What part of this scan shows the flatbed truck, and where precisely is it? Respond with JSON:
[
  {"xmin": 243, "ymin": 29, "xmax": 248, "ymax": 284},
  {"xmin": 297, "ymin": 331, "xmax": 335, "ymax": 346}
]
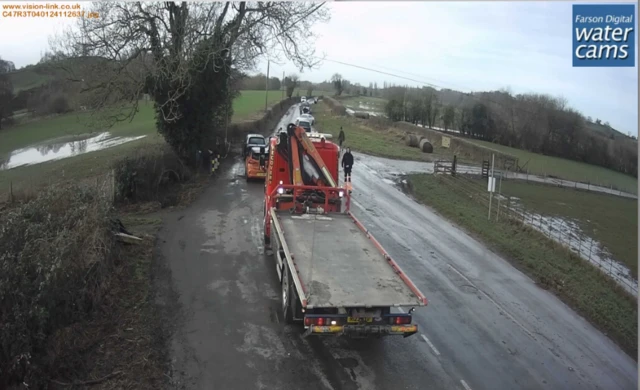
[{"xmin": 263, "ymin": 123, "xmax": 427, "ymax": 338}]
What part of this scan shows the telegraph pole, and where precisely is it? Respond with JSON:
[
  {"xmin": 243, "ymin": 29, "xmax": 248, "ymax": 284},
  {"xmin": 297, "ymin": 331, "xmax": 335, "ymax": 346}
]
[{"xmin": 264, "ymin": 59, "xmax": 270, "ymax": 112}]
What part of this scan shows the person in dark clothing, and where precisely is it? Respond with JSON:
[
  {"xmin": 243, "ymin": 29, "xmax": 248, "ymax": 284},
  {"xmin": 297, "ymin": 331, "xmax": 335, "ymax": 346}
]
[
  {"xmin": 338, "ymin": 127, "xmax": 345, "ymax": 148},
  {"xmin": 341, "ymin": 147, "xmax": 354, "ymax": 184}
]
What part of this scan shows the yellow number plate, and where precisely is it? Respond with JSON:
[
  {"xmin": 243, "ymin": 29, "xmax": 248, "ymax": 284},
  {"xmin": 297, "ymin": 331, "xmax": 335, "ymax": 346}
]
[
  {"xmin": 256, "ymin": 172, "xmax": 266, "ymax": 177},
  {"xmin": 347, "ymin": 317, "xmax": 373, "ymax": 324}
]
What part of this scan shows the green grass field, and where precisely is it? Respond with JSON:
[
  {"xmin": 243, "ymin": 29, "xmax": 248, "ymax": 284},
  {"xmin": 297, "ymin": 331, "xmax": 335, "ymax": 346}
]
[
  {"xmin": 465, "ymin": 138, "xmax": 638, "ymax": 194},
  {"xmin": 0, "ymin": 90, "xmax": 284, "ymax": 156},
  {"xmin": 499, "ymin": 180, "xmax": 638, "ymax": 278},
  {"xmin": 408, "ymin": 173, "xmax": 637, "ymax": 359},
  {"xmin": 313, "ymin": 102, "xmax": 463, "ymax": 163},
  {"xmin": 7, "ymin": 68, "xmax": 55, "ymax": 92}
]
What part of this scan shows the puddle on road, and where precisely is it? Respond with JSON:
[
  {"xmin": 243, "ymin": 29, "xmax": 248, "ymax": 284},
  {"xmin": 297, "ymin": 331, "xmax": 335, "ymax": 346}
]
[{"xmin": 0, "ymin": 132, "xmax": 147, "ymax": 170}]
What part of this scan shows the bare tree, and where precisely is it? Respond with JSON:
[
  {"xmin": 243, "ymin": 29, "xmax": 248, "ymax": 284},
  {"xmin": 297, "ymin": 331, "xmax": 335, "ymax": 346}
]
[
  {"xmin": 51, "ymin": 1, "xmax": 329, "ymax": 162},
  {"xmin": 285, "ymin": 73, "xmax": 299, "ymax": 98},
  {"xmin": 0, "ymin": 57, "xmax": 14, "ymax": 130},
  {"xmin": 331, "ymin": 73, "xmax": 343, "ymax": 96},
  {"xmin": 442, "ymin": 105, "xmax": 455, "ymax": 132}
]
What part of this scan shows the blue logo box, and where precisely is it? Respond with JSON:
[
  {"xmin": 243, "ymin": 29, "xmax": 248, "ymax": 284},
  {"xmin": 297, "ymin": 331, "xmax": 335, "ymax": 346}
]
[{"xmin": 573, "ymin": 4, "xmax": 636, "ymax": 67}]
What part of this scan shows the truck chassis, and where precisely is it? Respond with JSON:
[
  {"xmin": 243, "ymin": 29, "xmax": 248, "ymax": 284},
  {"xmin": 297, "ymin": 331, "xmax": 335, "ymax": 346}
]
[{"xmin": 266, "ymin": 185, "xmax": 427, "ymax": 338}]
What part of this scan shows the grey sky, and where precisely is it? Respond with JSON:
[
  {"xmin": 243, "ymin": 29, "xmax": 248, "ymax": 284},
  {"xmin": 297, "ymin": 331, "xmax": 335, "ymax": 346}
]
[{"xmin": 1, "ymin": 1, "xmax": 637, "ymax": 135}]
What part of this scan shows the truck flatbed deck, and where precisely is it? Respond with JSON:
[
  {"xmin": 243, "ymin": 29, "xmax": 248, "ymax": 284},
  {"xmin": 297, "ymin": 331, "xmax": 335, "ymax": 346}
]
[{"xmin": 275, "ymin": 211, "xmax": 425, "ymax": 309}]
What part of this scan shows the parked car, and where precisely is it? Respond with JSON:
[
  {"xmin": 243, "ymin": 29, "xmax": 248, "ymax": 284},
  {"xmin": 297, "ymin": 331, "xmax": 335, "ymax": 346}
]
[
  {"xmin": 243, "ymin": 133, "xmax": 266, "ymax": 158},
  {"xmin": 300, "ymin": 113, "xmax": 315, "ymax": 125},
  {"xmin": 295, "ymin": 117, "xmax": 313, "ymax": 133}
]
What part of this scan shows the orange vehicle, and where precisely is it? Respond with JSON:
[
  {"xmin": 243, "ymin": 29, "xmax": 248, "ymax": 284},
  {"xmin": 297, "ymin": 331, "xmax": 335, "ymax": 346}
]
[
  {"xmin": 245, "ymin": 145, "xmax": 269, "ymax": 181},
  {"xmin": 263, "ymin": 123, "xmax": 427, "ymax": 338}
]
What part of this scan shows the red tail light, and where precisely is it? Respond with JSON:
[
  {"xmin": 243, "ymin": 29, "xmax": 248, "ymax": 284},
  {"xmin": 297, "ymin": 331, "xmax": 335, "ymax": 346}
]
[
  {"xmin": 304, "ymin": 317, "xmax": 337, "ymax": 326},
  {"xmin": 393, "ymin": 316, "xmax": 411, "ymax": 325}
]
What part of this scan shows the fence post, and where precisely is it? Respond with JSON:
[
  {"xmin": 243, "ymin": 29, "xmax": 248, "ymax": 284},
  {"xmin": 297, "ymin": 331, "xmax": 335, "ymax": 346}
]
[
  {"xmin": 452, "ymin": 155, "xmax": 457, "ymax": 177},
  {"xmin": 9, "ymin": 181, "xmax": 13, "ymax": 203},
  {"xmin": 496, "ymin": 172, "xmax": 503, "ymax": 221},
  {"xmin": 577, "ymin": 231, "xmax": 582, "ymax": 255},
  {"xmin": 111, "ymin": 169, "xmax": 116, "ymax": 205}
]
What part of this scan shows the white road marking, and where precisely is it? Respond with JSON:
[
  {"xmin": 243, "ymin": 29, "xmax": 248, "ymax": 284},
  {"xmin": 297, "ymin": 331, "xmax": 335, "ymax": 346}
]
[
  {"xmin": 447, "ymin": 263, "xmax": 538, "ymax": 342},
  {"xmin": 420, "ymin": 334, "xmax": 440, "ymax": 356},
  {"xmin": 460, "ymin": 379, "xmax": 472, "ymax": 390}
]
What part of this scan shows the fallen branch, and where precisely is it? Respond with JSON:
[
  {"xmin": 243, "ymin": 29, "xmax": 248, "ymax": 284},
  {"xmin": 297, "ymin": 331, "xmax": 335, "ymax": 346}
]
[
  {"xmin": 115, "ymin": 232, "xmax": 143, "ymax": 244},
  {"xmin": 50, "ymin": 370, "xmax": 123, "ymax": 387}
]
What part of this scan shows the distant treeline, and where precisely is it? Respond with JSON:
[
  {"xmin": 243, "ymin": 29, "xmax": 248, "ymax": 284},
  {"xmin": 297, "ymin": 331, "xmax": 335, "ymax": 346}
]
[{"xmin": 380, "ymin": 85, "xmax": 637, "ymax": 177}]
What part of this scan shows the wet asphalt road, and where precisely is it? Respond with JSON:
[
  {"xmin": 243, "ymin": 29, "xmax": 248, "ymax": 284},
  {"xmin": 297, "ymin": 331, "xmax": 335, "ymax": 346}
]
[{"xmin": 157, "ymin": 104, "xmax": 637, "ymax": 390}]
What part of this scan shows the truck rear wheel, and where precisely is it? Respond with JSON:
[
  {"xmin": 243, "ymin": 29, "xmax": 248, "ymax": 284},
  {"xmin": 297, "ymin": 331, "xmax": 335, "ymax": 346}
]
[{"xmin": 281, "ymin": 265, "xmax": 294, "ymax": 324}]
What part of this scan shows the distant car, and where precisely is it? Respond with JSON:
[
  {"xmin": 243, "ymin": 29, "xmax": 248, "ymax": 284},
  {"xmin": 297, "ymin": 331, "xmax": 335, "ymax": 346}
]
[
  {"xmin": 243, "ymin": 133, "xmax": 266, "ymax": 158},
  {"xmin": 295, "ymin": 117, "xmax": 313, "ymax": 133},
  {"xmin": 300, "ymin": 113, "xmax": 315, "ymax": 125},
  {"xmin": 301, "ymin": 96, "xmax": 307, "ymax": 102}
]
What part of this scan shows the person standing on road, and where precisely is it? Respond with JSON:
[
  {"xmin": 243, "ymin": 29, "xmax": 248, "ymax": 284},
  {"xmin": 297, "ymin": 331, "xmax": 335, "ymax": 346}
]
[{"xmin": 341, "ymin": 147, "xmax": 354, "ymax": 185}]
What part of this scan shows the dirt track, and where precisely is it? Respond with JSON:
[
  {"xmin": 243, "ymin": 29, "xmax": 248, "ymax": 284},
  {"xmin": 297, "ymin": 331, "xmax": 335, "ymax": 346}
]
[{"xmin": 154, "ymin": 104, "xmax": 637, "ymax": 390}]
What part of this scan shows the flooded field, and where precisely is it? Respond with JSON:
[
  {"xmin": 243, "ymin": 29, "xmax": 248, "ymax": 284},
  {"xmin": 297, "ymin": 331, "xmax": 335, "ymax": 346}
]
[
  {"xmin": 0, "ymin": 132, "xmax": 147, "ymax": 170},
  {"xmin": 503, "ymin": 195, "xmax": 638, "ymax": 295},
  {"xmin": 344, "ymin": 100, "xmax": 386, "ymax": 118}
]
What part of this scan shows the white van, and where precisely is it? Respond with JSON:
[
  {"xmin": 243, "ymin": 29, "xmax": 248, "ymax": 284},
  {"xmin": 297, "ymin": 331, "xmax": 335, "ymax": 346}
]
[{"xmin": 295, "ymin": 117, "xmax": 312, "ymax": 133}]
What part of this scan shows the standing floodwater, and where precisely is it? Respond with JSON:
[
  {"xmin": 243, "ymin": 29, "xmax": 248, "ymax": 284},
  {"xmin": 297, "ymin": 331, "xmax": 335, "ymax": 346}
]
[{"xmin": 0, "ymin": 132, "xmax": 147, "ymax": 170}]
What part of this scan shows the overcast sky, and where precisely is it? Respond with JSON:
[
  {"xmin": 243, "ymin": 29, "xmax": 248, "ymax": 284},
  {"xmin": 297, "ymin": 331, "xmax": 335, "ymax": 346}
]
[{"xmin": 1, "ymin": 1, "xmax": 637, "ymax": 135}]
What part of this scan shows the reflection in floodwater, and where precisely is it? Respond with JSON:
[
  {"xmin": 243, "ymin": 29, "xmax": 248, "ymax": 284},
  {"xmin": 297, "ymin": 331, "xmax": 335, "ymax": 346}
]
[{"xmin": 0, "ymin": 132, "xmax": 146, "ymax": 170}]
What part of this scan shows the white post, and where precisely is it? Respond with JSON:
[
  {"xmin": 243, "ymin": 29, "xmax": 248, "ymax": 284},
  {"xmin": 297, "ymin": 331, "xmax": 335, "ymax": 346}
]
[
  {"xmin": 488, "ymin": 153, "xmax": 495, "ymax": 220},
  {"xmin": 497, "ymin": 170, "xmax": 503, "ymax": 221}
]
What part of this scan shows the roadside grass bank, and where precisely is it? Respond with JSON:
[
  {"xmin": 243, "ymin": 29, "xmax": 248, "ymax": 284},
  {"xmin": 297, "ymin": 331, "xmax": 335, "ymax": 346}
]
[
  {"xmin": 407, "ymin": 173, "xmax": 638, "ymax": 359},
  {"xmin": 499, "ymin": 179, "xmax": 638, "ymax": 279}
]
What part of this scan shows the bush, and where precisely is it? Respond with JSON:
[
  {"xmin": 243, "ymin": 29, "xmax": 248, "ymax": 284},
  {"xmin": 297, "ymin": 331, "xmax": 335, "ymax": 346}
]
[
  {"xmin": 0, "ymin": 185, "xmax": 116, "ymax": 388},
  {"xmin": 114, "ymin": 145, "xmax": 193, "ymax": 205},
  {"xmin": 49, "ymin": 94, "xmax": 70, "ymax": 114}
]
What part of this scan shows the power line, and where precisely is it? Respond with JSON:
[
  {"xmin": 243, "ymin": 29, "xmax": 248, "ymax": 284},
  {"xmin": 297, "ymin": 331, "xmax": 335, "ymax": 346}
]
[
  {"xmin": 263, "ymin": 50, "xmax": 614, "ymax": 132},
  {"xmin": 310, "ymin": 55, "xmax": 545, "ymax": 120},
  {"xmin": 266, "ymin": 48, "xmax": 532, "ymax": 115}
]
